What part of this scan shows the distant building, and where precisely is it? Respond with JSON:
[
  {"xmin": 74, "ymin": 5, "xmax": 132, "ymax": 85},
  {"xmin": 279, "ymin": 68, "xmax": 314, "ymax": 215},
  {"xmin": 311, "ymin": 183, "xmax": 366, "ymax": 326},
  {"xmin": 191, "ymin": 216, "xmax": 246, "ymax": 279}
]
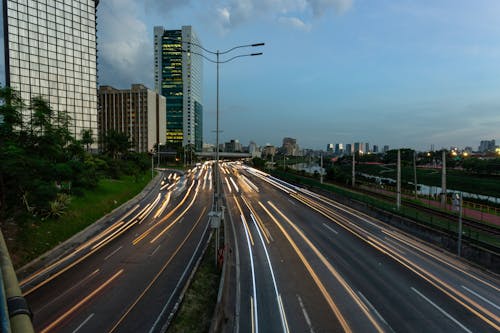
[
  {"xmin": 326, "ymin": 143, "xmax": 334, "ymax": 152},
  {"xmin": 225, "ymin": 139, "xmax": 242, "ymax": 153},
  {"xmin": 354, "ymin": 142, "xmax": 365, "ymax": 154},
  {"xmin": 335, "ymin": 143, "xmax": 344, "ymax": 155},
  {"xmin": 345, "ymin": 143, "xmax": 352, "ymax": 155},
  {"xmin": 2, "ymin": 0, "xmax": 99, "ymax": 143},
  {"xmin": 154, "ymin": 25, "xmax": 203, "ymax": 151},
  {"xmin": 262, "ymin": 144, "xmax": 276, "ymax": 158},
  {"xmin": 478, "ymin": 140, "xmax": 496, "ymax": 153},
  {"xmin": 373, "ymin": 145, "xmax": 379, "ymax": 153},
  {"xmin": 365, "ymin": 142, "xmax": 370, "ymax": 153},
  {"xmin": 464, "ymin": 146, "xmax": 473, "ymax": 153},
  {"xmin": 98, "ymin": 84, "xmax": 166, "ymax": 153},
  {"xmin": 202, "ymin": 143, "xmax": 215, "ymax": 152},
  {"xmin": 383, "ymin": 145, "xmax": 390, "ymax": 153},
  {"xmin": 248, "ymin": 141, "xmax": 261, "ymax": 158},
  {"xmin": 282, "ymin": 137, "xmax": 299, "ymax": 156}
]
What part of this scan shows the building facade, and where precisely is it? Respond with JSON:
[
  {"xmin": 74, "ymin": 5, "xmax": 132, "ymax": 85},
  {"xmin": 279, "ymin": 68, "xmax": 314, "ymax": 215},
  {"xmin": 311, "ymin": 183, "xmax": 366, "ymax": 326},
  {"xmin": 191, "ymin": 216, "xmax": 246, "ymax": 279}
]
[
  {"xmin": 98, "ymin": 84, "xmax": 166, "ymax": 153},
  {"xmin": 1, "ymin": 0, "xmax": 99, "ymax": 142},
  {"xmin": 154, "ymin": 25, "xmax": 203, "ymax": 151}
]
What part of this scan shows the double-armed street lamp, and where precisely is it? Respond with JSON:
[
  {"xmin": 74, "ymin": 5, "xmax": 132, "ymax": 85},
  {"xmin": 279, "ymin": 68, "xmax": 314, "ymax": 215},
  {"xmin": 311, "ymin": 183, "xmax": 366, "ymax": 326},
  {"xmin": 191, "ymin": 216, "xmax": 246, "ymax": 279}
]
[{"xmin": 173, "ymin": 39, "xmax": 264, "ymax": 212}]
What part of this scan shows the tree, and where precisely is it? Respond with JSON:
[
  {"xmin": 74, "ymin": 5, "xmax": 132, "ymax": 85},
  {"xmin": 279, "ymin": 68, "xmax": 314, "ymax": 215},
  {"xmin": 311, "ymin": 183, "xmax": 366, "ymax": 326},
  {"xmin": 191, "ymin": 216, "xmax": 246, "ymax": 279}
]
[
  {"xmin": 102, "ymin": 129, "xmax": 131, "ymax": 159},
  {"xmin": 80, "ymin": 129, "xmax": 94, "ymax": 152}
]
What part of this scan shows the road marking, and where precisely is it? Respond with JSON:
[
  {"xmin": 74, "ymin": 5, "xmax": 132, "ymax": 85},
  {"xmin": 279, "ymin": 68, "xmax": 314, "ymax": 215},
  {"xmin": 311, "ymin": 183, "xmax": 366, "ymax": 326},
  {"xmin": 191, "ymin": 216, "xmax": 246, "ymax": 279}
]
[
  {"xmin": 243, "ymin": 212, "xmax": 259, "ymax": 333},
  {"xmin": 104, "ymin": 246, "xmax": 122, "ymax": 261},
  {"xmin": 268, "ymin": 201, "xmax": 384, "ymax": 333},
  {"xmin": 462, "ymin": 285, "xmax": 500, "ymax": 311},
  {"xmin": 150, "ymin": 245, "xmax": 161, "ymax": 257},
  {"xmin": 72, "ymin": 313, "xmax": 94, "ymax": 333},
  {"xmin": 259, "ymin": 202, "xmax": 352, "ymax": 333},
  {"xmin": 287, "ymin": 199, "xmax": 297, "ymax": 206},
  {"xmin": 357, "ymin": 291, "xmax": 394, "ymax": 332},
  {"xmin": 296, "ymin": 295, "xmax": 314, "ymax": 333},
  {"xmin": 411, "ymin": 287, "xmax": 472, "ymax": 333},
  {"xmin": 41, "ymin": 269, "xmax": 124, "ymax": 333},
  {"xmin": 37, "ymin": 269, "xmax": 100, "ymax": 313},
  {"xmin": 322, "ymin": 223, "xmax": 338, "ymax": 235},
  {"xmin": 250, "ymin": 213, "xmax": 289, "ymax": 332}
]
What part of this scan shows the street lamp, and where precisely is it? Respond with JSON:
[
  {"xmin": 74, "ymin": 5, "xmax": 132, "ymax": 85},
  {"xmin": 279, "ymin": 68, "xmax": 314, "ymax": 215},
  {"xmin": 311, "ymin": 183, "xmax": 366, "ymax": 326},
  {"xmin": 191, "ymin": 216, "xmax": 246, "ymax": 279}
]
[{"xmin": 175, "ymin": 40, "xmax": 264, "ymax": 212}]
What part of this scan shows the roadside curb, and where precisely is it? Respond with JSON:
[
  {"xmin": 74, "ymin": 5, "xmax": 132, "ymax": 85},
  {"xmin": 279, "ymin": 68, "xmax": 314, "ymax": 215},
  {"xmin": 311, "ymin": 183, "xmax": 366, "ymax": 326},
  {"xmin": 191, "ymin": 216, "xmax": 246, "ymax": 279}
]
[{"xmin": 16, "ymin": 173, "xmax": 162, "ymax": 281}]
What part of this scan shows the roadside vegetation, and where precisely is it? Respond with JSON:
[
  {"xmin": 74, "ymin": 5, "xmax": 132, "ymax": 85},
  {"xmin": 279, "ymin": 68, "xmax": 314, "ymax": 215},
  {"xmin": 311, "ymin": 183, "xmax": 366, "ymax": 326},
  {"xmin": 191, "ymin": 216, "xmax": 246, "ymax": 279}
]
[
  {"xmin": 0, "ymin": 87, "xmax": 152, "ymax": 267},
  {"xmin": 168, "ymin": 235, "xmax": 220, "ymax": 332}
]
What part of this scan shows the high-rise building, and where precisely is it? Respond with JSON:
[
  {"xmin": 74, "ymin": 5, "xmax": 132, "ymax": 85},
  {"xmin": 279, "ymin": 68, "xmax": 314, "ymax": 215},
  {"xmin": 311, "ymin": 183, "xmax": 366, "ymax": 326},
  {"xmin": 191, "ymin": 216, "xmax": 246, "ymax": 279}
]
[
  {"xmin": 154, "ymin": 25, "xmax": 203, "ymax": 151},
  {"xmin": 326, "ymin": 143, "xmax": 334, "ymax": 152},
  {"xmin": 1, "ymin": 0, "xmax": 99, "ymax": 142},
  {"xmin": 373, "ymin": 145, "xmax": 379, "ymax": 153},
  {"xmin": 98, "ymin": 84, "xmax": 166, "ymax": 153},
  {"xmin": 282, "ymin": 137, "xmax": 299, "ymax": 156},
  {"xmin": 478, "ymin": 140, "xmax": 495, "ymax": 153},
  {"xmin": 345, "ymin": 143, "xmax": 352, "ymax": 155},
  {"xmin": 383, "ymin": 145, "xmax": 390, "ymax": 153}
]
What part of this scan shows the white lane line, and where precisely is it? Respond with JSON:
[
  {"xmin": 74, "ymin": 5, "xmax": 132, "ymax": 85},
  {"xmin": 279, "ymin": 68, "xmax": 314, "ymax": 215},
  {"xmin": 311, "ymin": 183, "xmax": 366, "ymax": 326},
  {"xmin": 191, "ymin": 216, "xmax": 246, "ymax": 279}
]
[
  {"xmin": 287, "ymin": 199, "xmax": 297, "ymax": 206},
  {"xmin": 462, "ymin": 285, "xmax": 500, "ymax": 311},
  {"xmin": 242, "ymin": 214, "xmax": 258, "ymax": 333},
  {"xmin": 322, "ymin": 223, "xmax": 338, "ymax": 235},
  {"xmin": 104, "ymin": 246, "xmax": 123, "ymax": 261},
  {"xmin": 357, "ymin": 291, "xmax": 393, "ymax": 331},
  {"xmin": 72, "ymin": 313, "xmax": 95, "ymax": 333},
  {"xmin": 296, "ymin": 295, "xmax": 314, "ymax": 333},
  {"xmin": 150, "ymin": 245, "xmax": 161, "ymax": 257},
  {"xmin": 250, "ymin": 214, "xmax": 289, "ymax": 332},
  {"xmin": 411, "ymin": 287, "xmax": 472, "ymax": 333},
  {"xmin": 73, "ymin": 313, "xmax": 95, "ymax": 333}
]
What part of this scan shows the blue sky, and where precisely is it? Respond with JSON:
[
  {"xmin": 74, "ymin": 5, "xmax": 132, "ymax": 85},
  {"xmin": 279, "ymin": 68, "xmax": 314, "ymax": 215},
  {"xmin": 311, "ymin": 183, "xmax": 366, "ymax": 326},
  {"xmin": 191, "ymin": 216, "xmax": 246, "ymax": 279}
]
[{"xmin": 97, "ymin": 0, "xmax": 500, "ymax": 151}]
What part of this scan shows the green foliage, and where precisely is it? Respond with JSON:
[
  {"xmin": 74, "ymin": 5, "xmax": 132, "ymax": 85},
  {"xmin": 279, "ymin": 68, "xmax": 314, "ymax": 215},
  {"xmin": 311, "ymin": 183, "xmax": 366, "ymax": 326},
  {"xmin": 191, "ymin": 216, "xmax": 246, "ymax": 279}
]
[
  {"xmin": 252, "ymin": 157, "xmax": 266, "ymax": 168},
  {"xmin": 0, "ymin": 87, "xmax": 143, "ymax": 221}
]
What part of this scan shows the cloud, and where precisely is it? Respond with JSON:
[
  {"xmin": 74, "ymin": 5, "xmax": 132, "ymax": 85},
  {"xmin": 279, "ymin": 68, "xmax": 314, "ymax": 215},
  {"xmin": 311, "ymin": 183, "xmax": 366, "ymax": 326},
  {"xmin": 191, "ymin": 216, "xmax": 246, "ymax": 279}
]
[
  {"xmin": 307, "ymin": 0, "xmax": 353, "ymax": 17},
  {"xmin": 215, "ymin": 0, "xmax": 353, "ymax": 31},
  {"xmin": 97, "ymin": 0, "xmax": 153, "ymax": 89},
  {"xmin": 144, "ymin": 0, "xmax": 192, "ymax": 13},
  {"xmin": 278, "ymin": 16, "xmax": 312, "ymax": 31}
]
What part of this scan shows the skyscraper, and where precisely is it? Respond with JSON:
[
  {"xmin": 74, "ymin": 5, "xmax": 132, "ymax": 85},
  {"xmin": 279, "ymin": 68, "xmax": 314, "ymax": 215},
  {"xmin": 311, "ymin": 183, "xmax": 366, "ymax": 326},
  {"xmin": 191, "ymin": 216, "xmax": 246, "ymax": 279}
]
[
  {"xmin": 1, "ymin": 0, "xmax": 99, "ymax": 142},
  {"xmin": 154, "ymin": 25, "xmax": 203, "ymax": 151}
]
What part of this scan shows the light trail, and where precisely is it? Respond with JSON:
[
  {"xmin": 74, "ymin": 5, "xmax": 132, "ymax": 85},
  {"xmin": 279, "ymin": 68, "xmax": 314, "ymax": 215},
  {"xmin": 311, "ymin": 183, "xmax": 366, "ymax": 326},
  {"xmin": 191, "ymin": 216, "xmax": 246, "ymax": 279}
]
[
  {"xmin": 108, "ymin": 208, "xmax": 207, "ymax": 333},
  {"xmin": 291, "ymin": 193, "xmax": 500, "ymax": 330},
  {"xmin": 250, "ymin": 213, "xmax": 289, "ymax": 332},
  {"xmin": 40, "ymin": 269, "xmax": 124, "ymax": 333},
  {"xmin": 242, "ymin": 213, "xmax": 259, "ymax": 333},
  {"xmin": 268, "ymin": 201, "xmax": 385, "ymax": 333},
  {"xmin": 258, "ymin": 201, "xmax": 352, "ymax": 333}
]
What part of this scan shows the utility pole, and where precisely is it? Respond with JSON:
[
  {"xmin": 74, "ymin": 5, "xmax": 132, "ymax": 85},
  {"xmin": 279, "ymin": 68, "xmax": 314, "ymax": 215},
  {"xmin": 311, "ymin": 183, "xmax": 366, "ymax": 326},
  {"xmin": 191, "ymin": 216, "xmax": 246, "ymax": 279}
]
[
  {"xmin": 352, "ymin": 151, "xmax": 356, "ymax": 187},
  {"xmin": 413, "ymin": 150, "xmax": 418, "ymax": 199},
  {"xmin": 457, "ymin": 192, "xmax": 463, "ymax": 256},
  {"xmin": 397, "ymin": 149, "xmax": 401, "ymax": 210},
  {"xmin": 320, "ymin": 153, "xmax": 323, "ymax": 184},
  {"xmin": 441, "ymin": 150, "xmax": 447, "ymax": 208}
]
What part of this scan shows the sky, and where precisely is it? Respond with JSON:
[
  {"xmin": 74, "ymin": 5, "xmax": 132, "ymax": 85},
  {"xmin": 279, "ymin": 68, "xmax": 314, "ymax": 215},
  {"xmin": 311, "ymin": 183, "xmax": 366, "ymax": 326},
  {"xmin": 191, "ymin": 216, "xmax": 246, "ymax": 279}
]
[{"xmin": 97, "ymin": 0, "xmax": 500, "ymax": 151}]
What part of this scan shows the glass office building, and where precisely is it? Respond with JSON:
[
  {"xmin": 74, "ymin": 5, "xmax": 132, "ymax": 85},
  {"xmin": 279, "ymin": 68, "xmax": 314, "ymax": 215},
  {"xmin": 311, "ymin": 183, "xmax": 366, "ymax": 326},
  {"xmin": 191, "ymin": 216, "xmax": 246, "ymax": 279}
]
[
  {"xmin": 154, "ymin": 25, "xmax": 203, "ymax": 151},
  {"xmin": 1, "ymin": 0, "xmax": 98, "ymax": 141}
]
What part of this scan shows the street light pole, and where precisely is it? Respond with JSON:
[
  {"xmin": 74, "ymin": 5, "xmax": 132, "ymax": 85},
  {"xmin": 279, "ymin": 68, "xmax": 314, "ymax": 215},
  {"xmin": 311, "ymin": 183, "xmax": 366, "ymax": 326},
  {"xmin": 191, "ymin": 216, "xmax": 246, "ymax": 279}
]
[{"xmin": 215, "ymin": 50, "xmax": 220, "ymax": 211}]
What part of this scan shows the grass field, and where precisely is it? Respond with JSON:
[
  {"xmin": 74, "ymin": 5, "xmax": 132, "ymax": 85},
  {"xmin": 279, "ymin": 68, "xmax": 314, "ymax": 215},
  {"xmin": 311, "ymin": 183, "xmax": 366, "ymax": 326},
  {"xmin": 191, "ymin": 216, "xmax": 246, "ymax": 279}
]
[{"xmin": 12, "ymin": 173, "xmax": 152, "ymax": 268}]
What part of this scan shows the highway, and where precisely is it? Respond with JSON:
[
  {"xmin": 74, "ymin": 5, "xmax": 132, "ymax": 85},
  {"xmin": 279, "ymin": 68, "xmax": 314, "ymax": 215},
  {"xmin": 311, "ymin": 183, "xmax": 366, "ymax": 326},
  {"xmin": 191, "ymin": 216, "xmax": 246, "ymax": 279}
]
[
  {"xmin": 21, "ymin": 164, "xmax": 214, "ymax": 333},
  {"xmin": 222, "ymin": 162, "xmax": 500, "ymax": 333}
]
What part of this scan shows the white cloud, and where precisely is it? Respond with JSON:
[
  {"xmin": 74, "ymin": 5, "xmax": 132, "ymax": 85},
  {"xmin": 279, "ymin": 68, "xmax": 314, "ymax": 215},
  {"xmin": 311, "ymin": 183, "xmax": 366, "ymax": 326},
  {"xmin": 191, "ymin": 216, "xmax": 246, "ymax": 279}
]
[
  {"xmin": 97, "ymin": 0, "xmax": 152, "ymax": 89},
  {"xmin": 307, "ymin": 0, "xmax": 353, "ymax": 17},
  {"xmin": 215, "ymin": 0, "xmax": 353, "ymax": 31},
  {"xmin": 278, "ymin": 16, "xmax": 312, "ymax": 31}
]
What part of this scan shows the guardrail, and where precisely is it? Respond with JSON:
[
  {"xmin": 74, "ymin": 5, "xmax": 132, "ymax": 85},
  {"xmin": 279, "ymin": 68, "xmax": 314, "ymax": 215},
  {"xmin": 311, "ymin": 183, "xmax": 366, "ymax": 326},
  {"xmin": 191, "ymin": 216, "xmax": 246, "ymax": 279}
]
[{"xmin": 0, "ymin": 231, "xmax": 34, "ymax": 333}]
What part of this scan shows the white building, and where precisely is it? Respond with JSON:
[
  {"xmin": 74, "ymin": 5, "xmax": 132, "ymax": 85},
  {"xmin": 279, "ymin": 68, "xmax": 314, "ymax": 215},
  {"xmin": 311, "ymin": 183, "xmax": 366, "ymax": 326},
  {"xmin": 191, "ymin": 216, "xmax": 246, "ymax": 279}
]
[{"xmin": 2, "ymin": 0, "xmax": 99, "ymax": 142}]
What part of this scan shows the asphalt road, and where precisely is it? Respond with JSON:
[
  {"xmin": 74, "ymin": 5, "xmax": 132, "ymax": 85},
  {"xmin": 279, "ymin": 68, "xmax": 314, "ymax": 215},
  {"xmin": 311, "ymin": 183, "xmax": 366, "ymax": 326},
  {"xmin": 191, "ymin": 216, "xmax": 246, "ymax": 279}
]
[
  {"xmin": 22, "ymin": 164, "xmax": 214, "ymax": 333},
  {"xmin": 222, "ymin": 162, "xmax": 499, "ymax": 333}
]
